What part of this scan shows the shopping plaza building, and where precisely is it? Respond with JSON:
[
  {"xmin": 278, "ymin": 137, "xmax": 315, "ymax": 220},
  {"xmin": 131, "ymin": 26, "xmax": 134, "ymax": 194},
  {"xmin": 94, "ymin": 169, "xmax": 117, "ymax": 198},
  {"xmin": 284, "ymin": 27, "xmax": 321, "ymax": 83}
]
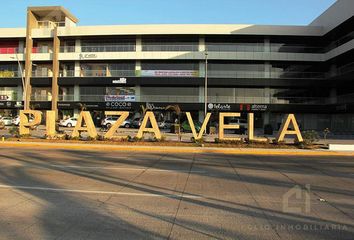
[{"xmin": 0, "ymin": 0, "xmax": 354, "ymax": 131}]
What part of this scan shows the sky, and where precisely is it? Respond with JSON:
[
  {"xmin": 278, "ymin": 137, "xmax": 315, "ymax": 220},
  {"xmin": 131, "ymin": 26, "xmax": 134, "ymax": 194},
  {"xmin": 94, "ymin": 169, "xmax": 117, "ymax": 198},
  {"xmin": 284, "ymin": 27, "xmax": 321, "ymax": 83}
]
[{"xmin": 0, "ymin": 0, "xmax": 336, "ymax": 27}]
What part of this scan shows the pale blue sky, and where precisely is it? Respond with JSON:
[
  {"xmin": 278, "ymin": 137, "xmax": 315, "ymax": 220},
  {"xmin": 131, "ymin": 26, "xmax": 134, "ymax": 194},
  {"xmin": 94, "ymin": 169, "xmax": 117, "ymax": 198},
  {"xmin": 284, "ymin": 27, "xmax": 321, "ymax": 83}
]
[{"xmin": 0, "ymin": 0, "xmax": 336, "ymax": 27}]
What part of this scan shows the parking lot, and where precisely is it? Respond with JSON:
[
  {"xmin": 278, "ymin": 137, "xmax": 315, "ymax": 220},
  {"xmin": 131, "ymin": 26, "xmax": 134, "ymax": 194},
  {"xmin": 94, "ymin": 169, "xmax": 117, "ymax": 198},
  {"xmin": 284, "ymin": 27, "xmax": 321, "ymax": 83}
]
[{"xmin": 0, "ymin": 147, "xmax": 353, "ymax": 239}]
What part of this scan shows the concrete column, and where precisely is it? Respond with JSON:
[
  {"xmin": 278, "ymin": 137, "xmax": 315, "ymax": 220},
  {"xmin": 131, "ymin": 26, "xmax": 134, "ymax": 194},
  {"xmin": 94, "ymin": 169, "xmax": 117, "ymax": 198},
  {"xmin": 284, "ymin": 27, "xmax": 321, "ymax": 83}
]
[
  {"xmin": 264, "ymin": 87, "xmax": 271, "ymax": 104},
  {"xmin": 198, "ymin": 86, "xmax": 204, "ymax": 103},
  {"xmin": 75, "ymin": 39, "xmax": 81, "ymax": 53},
  {"xmin": 17, "ymin": 85, "xmax": 23, "ymax": 101},
  {"xmin": 264, "ymin": 37, "xmax": 270, "ymax": 52},
  {"xmin": 264, "ymin": 62, "xmax": 271, "ymax": 79},
  {"xmin": 135, "ymin": 86, "xmax": 141, "ymax": 102},
  {"xmin": 199, "ymin": 60, "xmax": 205, "ymax": 77},
  {"xmin": 199, "ymin": 36, "xmax": 206, "ymax": 52},
  {"xmin": 74, "ymin": 85, "xmax": 80, "ymax": 101},
  {"xmin": 74, "ymin": 61, "xmax": 81, "ymax": 77},
  {"xmin": 18, "ymin": 40, "xmax": 25, "ymax": 53},
  {"xmin": 263, "ymin": 112, "xmax": 270, "ymax": 126},
  {"xmin": 136, "ymin": 36, "xmax": 142, "ymax": 52}
]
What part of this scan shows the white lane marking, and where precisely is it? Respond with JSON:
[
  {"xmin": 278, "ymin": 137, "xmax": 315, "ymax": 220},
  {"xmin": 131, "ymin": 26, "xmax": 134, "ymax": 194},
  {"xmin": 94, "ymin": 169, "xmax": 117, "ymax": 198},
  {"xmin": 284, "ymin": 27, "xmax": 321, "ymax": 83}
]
[
  {"xmin": 0, "ymin": 184, "xmax": 202, "ymax": 199},
  {"xmin": 48, "ymin": 165, "xmax": 205, "ymax": 173}
]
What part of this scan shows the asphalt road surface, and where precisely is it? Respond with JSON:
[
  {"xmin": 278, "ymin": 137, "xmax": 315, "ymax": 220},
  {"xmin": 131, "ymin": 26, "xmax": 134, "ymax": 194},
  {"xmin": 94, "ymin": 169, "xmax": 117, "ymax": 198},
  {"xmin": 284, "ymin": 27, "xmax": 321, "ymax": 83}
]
[{"xmin": 0, "ymin": 147, "xmax": 353, "ymax": 240}]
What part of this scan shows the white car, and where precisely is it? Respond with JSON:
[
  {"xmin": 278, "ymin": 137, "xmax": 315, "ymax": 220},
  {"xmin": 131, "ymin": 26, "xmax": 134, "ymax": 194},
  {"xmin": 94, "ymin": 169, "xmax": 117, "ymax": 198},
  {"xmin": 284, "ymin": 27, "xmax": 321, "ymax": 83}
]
[
  {"xmin": 12, "ymin": 116, "xmax": 34, "ymax": 126},
  {"xmin": 0, "ymin": 117, "xmax": 13, "ymax": 126},
  {"xmin": 101, "ymin": 116, "xmax": 131, "ymax": 128},
  {"xmin": 59, "ymin": 117, "xmax": 77, "ymax": 127}
]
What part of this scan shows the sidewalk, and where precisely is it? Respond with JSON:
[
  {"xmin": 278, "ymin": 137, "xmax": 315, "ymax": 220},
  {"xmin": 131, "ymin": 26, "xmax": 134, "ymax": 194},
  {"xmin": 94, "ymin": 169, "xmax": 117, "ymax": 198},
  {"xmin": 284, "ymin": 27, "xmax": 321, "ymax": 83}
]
[{"xmin": 1, "ymin": 141, "xmax": 354, "ymax": 156}]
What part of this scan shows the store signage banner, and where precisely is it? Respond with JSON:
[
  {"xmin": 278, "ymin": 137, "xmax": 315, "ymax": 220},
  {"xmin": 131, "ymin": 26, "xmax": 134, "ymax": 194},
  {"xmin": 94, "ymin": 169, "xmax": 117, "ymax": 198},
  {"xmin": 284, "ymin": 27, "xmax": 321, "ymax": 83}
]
[
  {"xmin": 104, "ymin": 95, "xmax": 136, "ymax": 102},
  {"xmin": 137, "ymin": 70, "xmax": 199, "ymax": 77}
]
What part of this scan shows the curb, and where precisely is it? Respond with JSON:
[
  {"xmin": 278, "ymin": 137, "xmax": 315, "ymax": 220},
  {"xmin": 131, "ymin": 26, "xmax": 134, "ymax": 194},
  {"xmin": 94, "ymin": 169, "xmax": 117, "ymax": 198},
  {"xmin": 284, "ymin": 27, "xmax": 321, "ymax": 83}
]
[{"xmin": 1, "ymin": 141, "xmax": 354, "ymax": 156}]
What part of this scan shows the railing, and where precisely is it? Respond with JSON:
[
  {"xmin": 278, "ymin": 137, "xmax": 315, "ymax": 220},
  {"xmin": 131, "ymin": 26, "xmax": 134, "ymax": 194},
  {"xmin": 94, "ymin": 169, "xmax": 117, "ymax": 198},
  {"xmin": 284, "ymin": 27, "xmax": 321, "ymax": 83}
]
[
  {"xmin": 0, "ymin": 48, "xmax": 21, "ymax": 54},
  {"xmin": 59, "ymin": 70, "xmax": 136, "ymax": 77},
  {"xmin": 37, "ymin": 21, "xmax": 65, "ymax": 28},
  {"xmin": 270, "ymin": 71, "xmax": 325, "ymax": 79},
  {"xmin": 206, "ymin": 43, "xmax": 323, "ymax": 53},
  {"xmin": 207, "ymin": 44, "xmax": 265, "ymax": 52},
  {"xmin": 208, "ymin": 70, "xmax": 325, "ymax": 79},
  {"xmin": 142, "ymin": 44, "xmax": 199, "ymax": 51},
  {"xmin": 31, "ymin": 95, "xmax": 52, "ymax": 101},
  {"xmin": 270, "ymin": 45, "xmax": 323, "ymax": 53},
  {"xmin": 59, "ymin": 95, "xmax": 75, "ymax": 101},
  {"xmin": 57, "ymin": 69, "xmax": 326, "ymax": 79},
  {"xmin": 60, "ymin": 46, "xmax": 76, "ymax": 53},
  {"xmin": 208, "ymin": 71, "xmax": 265, "ymax": 79},
  {"xmin": 32, "ymin": 71, "xmax": 52, "ymax": 77},
  {"xmin": 81, "ymin": 45, "xmax": 136, "ymax": 52},
  {"xmin": 32, "ymin": 47, "xmax": 52, "ymax": 53},
  {"xmin": 55, "ymin": 94, "xmax": 328, "ymax": 104}
]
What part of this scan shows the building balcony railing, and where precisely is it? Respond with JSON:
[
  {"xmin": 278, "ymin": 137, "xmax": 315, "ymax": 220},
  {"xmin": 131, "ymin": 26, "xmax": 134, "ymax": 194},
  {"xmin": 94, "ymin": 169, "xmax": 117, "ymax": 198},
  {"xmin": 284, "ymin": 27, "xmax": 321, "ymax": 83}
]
[
  {"xmin": 81, "ymin": 45, "xmax": 136, "ymax": 52},
  {"xmin": 37, "ymin": 21, "xmax": 65, "ymax": 28},
  {"xmin": 53, "ymin": 94, "xmax": 328, "ymax": 105},
  {"xmin": 59, "ymin": 70, "xmax": 136, "ymax": 77},
  {"xmin": 206, "ymin": 44, "xmax": 323, "ymax": 53},
  {"xmin": 32, "ymin": 71, "xmax": 52, "ymax": 77},
  {"xmin": 31, "ymin": 95, "xmax": 52, "ymax": 101},
  {"xmin": 32, "ymin": 47, "xmax": 52, "ymax": 53},
  {"xmin": 57, "ymin": 69, "xmax": 326, "ymax": 79},
  {"xmin": 208, "ymin": 70, "xmax": 325, "ymax": 79},
  {"xmin": 0, "ymin": 48, "xmax": 21, "ymax": 54},
  {"xmin": 60, "ymin": 46, "xmax": 76, "ymax": 53},
  {"xmin": 142, "ymin": 44, "xmax": 199, "ymax": 52},
  {"xmin": 207, "ymin": 44, "xmax": 265, "ymax": 52}
]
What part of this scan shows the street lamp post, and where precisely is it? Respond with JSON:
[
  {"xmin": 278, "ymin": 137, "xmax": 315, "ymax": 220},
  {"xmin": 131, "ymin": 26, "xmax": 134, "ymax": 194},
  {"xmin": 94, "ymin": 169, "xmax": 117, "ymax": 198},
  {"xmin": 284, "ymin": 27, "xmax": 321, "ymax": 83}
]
[
  {"xmin": 10, "ymin": 55, "xmax": 25, "ymax": 106},
  {"xmin": 204, "ymin": 51, "xmax": 208, "ymax": 119}
]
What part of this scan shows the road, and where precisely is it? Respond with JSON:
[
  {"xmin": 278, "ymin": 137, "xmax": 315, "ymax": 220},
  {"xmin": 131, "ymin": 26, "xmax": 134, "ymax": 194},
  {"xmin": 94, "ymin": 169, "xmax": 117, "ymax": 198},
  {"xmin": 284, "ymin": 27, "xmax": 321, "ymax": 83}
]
[{"xmin": 0, "ymin": 147, "xmax": 353, "ymax": 239}]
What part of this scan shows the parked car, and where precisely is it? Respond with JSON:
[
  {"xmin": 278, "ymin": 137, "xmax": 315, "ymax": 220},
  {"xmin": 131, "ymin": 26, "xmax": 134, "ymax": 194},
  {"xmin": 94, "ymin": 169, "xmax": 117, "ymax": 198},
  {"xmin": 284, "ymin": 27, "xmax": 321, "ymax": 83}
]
[
  {"xmin": 101, "ymin": 116, "xmax": 132, "ymax": 128},
  {"xmin": 0, "ymin": 117, "xmax": 13, "ymax": 126},
  {"xmin": 181, "ymin": 120, "xmax": 202, "ymax": 132},
  {"xmin": 12, "ymin": 115, "xmax": 34, "ymax": 126},
  {"xmin": 59, "ymin": 117, "xmax": 78, "ymax": 127}
]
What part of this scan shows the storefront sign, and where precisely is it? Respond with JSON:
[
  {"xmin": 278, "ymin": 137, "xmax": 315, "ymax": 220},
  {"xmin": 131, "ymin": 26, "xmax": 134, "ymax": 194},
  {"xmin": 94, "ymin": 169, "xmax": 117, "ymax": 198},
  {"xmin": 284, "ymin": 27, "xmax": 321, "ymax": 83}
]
[
  {"xmin": 79, "ymin": 54, "xmax": 97, "ymax": 59},
  {"xmin": 104, "ymin": 95, "xmax": 136, "ymax": 102},
  {"xmin": 251, "ymin": 104, "xmax": 268, "ymax": 111},
  {"xmin": 105, "ymin": 101, "xmax": 134, "ymax": 110},
  {"xmin": 137, "ymin": 70, "xmax": 199, "ymax": 77},
  {"xmin": 208, "ymin": 103, "xmax": 231, "ymax": 111},
  {"xmin": 20, "ymin": 110, "xmax": 304, "ymax": 143},
  {"xmin": 112, "ymin": 78, "xmax": 127, "ymax": 84},
  {"xmin": 145, "ymin": 102, "xmax": 166, "ymax": 111}
]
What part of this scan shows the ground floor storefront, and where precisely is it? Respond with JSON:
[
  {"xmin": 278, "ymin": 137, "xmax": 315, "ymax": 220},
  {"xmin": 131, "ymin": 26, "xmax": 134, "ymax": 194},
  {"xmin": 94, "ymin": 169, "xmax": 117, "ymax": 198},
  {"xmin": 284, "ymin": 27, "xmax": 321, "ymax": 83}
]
[{"xmin": 2, "ymin": 100, "xmax": 354, "ymax": 133}]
